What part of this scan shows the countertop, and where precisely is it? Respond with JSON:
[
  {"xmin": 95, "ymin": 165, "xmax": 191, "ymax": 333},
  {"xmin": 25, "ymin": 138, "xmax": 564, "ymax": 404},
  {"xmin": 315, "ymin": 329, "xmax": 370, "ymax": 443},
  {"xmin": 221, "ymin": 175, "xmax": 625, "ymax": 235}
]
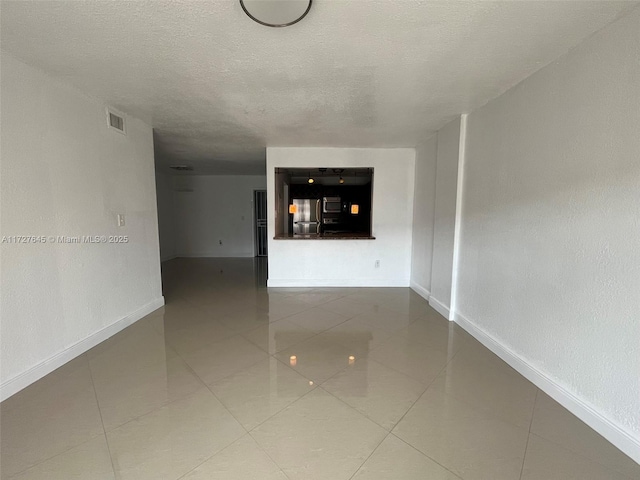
[{"xmin": 274, "ymin": 232, "xmax": 375, "ymax": 240}]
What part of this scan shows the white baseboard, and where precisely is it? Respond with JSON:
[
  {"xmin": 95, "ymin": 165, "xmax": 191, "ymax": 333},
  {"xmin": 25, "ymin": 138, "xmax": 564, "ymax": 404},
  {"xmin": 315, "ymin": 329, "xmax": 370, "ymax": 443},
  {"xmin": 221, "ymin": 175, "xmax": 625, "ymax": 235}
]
[
  {"xmin": 267, "ymin": 278, "xmax": 410, "ymax": 287},
  {"xmin": 410, "ymin": 281, "xmax": 430, "ymax": 301},
  {"xmin": 453, "ymin": 311, "xmax": 640, "ymax": 465},
  {"xmin": 0, "ymin": 297, "xmax": 165, "ymax": 402},
  {"xmin": 176, "ymin": 252, "xmax": 255, "ymax": 258},
  {"xmin": 428, "ymin": 295, "xmax": 451, "ymax": 320}
]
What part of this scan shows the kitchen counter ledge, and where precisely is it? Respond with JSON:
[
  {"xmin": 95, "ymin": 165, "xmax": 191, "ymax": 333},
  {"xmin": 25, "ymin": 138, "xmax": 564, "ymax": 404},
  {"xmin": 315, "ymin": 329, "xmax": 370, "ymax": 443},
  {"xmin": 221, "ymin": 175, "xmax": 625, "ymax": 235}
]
[{"xmin": 274, "ymin": 233, "xmax": 375, "ymax": 240}]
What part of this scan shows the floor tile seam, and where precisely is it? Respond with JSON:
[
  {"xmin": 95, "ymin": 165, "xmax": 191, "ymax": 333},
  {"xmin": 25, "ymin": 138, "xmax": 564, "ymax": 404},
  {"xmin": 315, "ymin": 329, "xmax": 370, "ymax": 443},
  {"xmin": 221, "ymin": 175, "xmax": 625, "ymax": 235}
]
[
  {"xmin": 266, "ymin": 352, "xmax": 322, "ymax": 393},
  {"xmin": 421, "ymin": 351, "xmax": 537, "ymax": 432},
  {"xmin": 172, "ymin": 432, "xmax": 251, "ymax": 480},
  {"xmin": 300, "ymin": 309, "xmax": 361, "ymax": 332},
  {"xmin": 424, "ymin": 377, "xmax": 536, "ymax": 431},
  {"xmin": 97, "ymin": 386, "xmax": 215, "ymax": 438},
  {"xmin": 346, "ymin": 430, "xmax": 393, "ymax": 480},
  {"xmin": 177, "ymin": 346, "xmax": 271, "ymax": 401},
  {"xmin": 387, "ymin": 356, "xmax": 453, "ymax": 433},
  {"xmin": 94, "ymin": 360, "xmax": 213, "ymax": 434},
  {"xmin": 452, "ymin": 351, "xmax": 527, "ymax": 381},
  {"xmin": 356, "ymin": 356, "xmax": 439, "ymax": 395},
  {"xmin": 87, "ymin": 344, "xmax": 186, "ymax": 390},
  {"xmin": 388, "ymin": 432, "xmax": 465, "ymax": 480},
  {"xmin": 2, "ymin": 432, "xmax": 107, "ymax": 480},
  {"xmin": 313, "ymin": 385, "xmax": 395, "ymax": 434},
  {"xmin": 207, "ymin": 355, "xmax": 317, "ymax": 432},
  {"xmin": 356, "ymin": 348, "xmax": 444, "ymax": 388},
  {"xmin": 322, "ymin": 355, "xmax": 431, "ymax": 391},
  {"xmin": 525, "ymin": 430, "xmax": 638, "ymax": 480},
  {"xmin": 301, "ymin": 292, "xmax": 352, "ymax": 305},
  {"xmin": 518, "ymin": 389, "xmax": 539, "ymax": 480},
  {"xmin": 263, "ymin": 314, "xmax": 359, "ymax": 358},
  {"xmin": 198, "ymin": 381, "xmax": 254, "ymax": 438},
  {"xmin": 244, "ymin": 387, "xmax": 326, "ymax": 479},
  {"xmin": 172, "ymin": 332, "xmax": 258, "ymax": 359},
  {"xmin": 244, "ymin": 432, "xmax": 295, "ymax": 480},
  {"xmin": 317, "ymin": 355, "xmax": 417, "ymax": 394},
  {"xmin": 369, "ymin": 327, "xmax": 464, "ymax": 357},
  {"xmin": 85, "ymin": 361, "xmax": 118, "ymax": 480},
  {"xmin": 316, "ymin": 381, "xmax": 395, "ymax": 434},
  {"xmin": 244, "ymin": 379, "xmax": 322, "ymax": 434},
  {"xmin": 236, "ymin": 387, "xmax": 317, "ymax": 434},
  {"xmin": 96, "ymin": 335, "xmax": 250, "ymax": 434},
  {"xmin": 173, "ymin": 432, "xmax": 293, "ymax": 480}
]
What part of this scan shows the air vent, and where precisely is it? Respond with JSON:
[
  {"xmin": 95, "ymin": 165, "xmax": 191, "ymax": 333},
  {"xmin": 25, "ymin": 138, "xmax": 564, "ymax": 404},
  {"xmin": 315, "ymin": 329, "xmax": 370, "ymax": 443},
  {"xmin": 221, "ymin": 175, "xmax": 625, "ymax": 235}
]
[
  {"xmin": 106, "ymin": 108, "xmax": 126, "ymax": 134},
  {"xmin": 169, "ymin": 165, "xmax": 194, "ymax": 172}
]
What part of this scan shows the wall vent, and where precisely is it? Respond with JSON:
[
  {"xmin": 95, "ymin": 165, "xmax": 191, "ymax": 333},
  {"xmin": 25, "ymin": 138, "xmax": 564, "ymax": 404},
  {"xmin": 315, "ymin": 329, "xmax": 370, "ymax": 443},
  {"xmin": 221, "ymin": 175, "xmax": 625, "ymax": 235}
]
[{"xmin": 106, "ymin": 108, "xmax": 126, "ymax": 134}]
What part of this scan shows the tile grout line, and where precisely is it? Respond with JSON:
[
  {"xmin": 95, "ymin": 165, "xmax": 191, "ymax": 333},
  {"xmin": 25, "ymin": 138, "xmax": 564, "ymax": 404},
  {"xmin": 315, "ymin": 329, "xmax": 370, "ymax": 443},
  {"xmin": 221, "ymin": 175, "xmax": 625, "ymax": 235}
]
[
  {"xmin": 3, "ymin": 357, "xmax": 108, "ymax": 479},
  {"xmin": 86, "ymin": 354, "xmax": 119, "ymax": 480},
  {"xmin": 376, "ymin": 346, "xmax": 467, "ymax": 478},
  {"xmin": 389, "ymin": 432, "xmax": 465, "ymax": 480},
  {"xmin": 346, "ymin": 430, "xmax": 393, "ymax": 480},
  {"xmin": 244, "ymin": 387, "xmax": 327, "ymax": 480},
  {"xmin": 518, "ymin": 388, "xmax": 539, "ymax": 480}
]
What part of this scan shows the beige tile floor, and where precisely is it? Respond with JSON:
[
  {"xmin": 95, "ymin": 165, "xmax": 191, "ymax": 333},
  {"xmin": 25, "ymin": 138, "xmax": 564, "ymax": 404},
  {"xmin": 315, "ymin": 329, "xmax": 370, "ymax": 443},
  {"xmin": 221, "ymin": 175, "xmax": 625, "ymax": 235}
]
[{"xmin": 1, "ymin": 258, "xmax": 638, "ymax": 479}]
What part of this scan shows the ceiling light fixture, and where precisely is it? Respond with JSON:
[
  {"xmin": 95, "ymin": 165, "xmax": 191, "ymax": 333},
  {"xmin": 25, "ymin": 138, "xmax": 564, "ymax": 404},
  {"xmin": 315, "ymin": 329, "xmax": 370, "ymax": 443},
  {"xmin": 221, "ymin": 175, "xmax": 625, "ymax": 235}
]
[
  {"xmin": 240, "ymin": 0, "xmax": 312, "ymax": 28},
  {"xmin": 307, "ymin": 172, "xmax": 314, "ymax": 184},
  {"xmin": 339, "ymin": 176, "xmax": 345, "ymax": 184}
]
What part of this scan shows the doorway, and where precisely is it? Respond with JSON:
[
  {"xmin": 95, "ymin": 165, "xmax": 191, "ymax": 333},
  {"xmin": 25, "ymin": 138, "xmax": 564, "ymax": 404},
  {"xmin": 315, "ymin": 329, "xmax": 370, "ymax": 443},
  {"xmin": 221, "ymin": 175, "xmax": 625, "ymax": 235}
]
[{"xmin": 254, "ymin": 190, "xmax": 268, "ymax": 257}]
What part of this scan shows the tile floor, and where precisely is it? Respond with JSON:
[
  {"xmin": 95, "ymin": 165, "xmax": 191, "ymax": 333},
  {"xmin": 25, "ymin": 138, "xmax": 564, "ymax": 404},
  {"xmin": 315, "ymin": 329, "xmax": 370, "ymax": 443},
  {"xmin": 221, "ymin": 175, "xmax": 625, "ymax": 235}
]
[{"xmin": 1, "ymin": 258, "xmax": 638, "ymax": 479}]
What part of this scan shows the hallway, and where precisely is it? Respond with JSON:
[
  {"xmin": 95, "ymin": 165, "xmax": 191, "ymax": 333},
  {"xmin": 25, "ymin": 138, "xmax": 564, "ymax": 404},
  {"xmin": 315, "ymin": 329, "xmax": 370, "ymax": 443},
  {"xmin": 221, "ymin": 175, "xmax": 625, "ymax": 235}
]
[{"xmin": 1, "ymin": 258, "xmax": 638, "ymax": 479}]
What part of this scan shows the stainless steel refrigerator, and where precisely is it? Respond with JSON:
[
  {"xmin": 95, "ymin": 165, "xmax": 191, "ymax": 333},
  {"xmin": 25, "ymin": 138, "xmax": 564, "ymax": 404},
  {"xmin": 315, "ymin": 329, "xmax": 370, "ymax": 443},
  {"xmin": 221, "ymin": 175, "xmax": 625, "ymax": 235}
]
[{"xmin": 292, "ymin": 199, "xmax": 320, "ymax": 236}]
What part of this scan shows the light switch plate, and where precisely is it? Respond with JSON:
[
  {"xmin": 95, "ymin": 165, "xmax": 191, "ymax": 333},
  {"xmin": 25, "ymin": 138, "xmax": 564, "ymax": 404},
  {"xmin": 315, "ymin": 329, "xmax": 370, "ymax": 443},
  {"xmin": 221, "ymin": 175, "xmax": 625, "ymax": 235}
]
[{"xmin": 117, "ymin": 214, "xmax": 125, "ymax": 227}]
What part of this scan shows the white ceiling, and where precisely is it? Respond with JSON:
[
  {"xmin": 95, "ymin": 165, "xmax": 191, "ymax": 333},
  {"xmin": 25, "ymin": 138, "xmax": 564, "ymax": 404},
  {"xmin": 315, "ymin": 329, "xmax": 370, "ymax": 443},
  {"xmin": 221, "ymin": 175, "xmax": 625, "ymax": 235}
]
[{"xmin": 1, "ymin": 1, "xmax": 637, "ymax": 175}]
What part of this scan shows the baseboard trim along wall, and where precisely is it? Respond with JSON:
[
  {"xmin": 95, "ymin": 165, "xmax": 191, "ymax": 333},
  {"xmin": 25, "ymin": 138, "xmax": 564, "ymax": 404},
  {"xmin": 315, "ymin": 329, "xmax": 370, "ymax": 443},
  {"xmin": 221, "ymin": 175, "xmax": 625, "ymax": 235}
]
[
  {"xmin": 428, "ymin": 295, "xmax": 451, "ymax": 320},
  {"xmin": 0, "ymin": 297, "xmax": 165, "ymax": 402},
  {"xmin": 409, "ymin": 282, "xmax": 431, "ymax": 302},
  {"xmin": 453, "ymin": 311, "xmax": 640, "ymax": 465},
  {"xmin": 267, "ymin": 279, "xmax": 410, "ymax": 288},
  {"xmin": 176, "ymin": 252, "xmax": 256, "ymax": 258}
]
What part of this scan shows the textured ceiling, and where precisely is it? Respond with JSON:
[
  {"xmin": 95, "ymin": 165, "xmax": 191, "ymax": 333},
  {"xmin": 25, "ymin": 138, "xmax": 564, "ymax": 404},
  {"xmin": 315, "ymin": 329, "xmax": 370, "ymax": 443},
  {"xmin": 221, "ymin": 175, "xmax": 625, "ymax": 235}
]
[{"xmin": 1, "ymin": 1, "xmax": 638, "ymax": 175}]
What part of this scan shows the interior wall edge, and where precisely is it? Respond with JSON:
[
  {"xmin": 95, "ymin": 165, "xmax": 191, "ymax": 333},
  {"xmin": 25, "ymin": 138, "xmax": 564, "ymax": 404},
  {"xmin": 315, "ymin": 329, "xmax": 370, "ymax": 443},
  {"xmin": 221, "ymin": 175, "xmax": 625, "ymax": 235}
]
[
  {"xmin": 0, "ymin": 297, "xmax": 165, "ymax": 402},
  {"xmin": 449, "ymin": 113, "xmax": 468, "ymax": 316},
  {"xmin": 174, "ymin": 252, "xmax": 258, "ymax": 258},
  {"xmin": 453, "ymin": 310, "xmax": 640, "ymax": 465},
  {"xmin": 267, "ymin": 279, "xmax": 410, "ymax": 288},
  {"xmin": 428, "ymin": 295, "xmax": 451, "ymax": 320}
]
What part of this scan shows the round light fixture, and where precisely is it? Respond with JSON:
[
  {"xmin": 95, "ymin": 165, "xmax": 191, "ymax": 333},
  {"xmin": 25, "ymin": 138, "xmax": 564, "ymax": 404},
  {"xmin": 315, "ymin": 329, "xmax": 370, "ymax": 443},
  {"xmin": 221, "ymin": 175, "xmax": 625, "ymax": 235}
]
[{"xmin": 240, "ymin": 0, "xmax": 312, "ymax": 28}]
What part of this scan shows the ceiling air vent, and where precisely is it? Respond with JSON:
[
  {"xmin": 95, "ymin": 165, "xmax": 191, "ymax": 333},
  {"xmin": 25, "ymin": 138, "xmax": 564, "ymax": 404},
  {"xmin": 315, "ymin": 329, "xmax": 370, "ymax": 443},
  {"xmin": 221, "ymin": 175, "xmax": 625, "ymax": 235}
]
[
  {"xmin": 106, "ymin": 108, "xmax": 126, "ymax": 134},
  {"xmin": 169, "ymin": 165, "xmax": 194, "ymax": 172}
]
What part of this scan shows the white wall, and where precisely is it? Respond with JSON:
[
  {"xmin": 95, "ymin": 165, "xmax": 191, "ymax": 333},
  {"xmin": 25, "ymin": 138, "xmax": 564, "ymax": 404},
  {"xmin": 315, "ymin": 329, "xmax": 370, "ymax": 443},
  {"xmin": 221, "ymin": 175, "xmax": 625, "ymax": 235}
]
[
  {"xmin": 155, "ymin": 171, "xmax": 176, "ymax": 262},
  {"xmin": 173, "ymin": 175, "xmax": 266, "ymax": 257},
  {"xmin": 429, "ymin": 118, "xmax": 461, "ymax": 318},
  {"xmin": 410, "ymin": 134, "xmax": 438, "ymax": 299},
  {"xmin": 0, "ymin": 53, "xmax": 163, "ymax": 400},
  {"xmin": 455, "ymin": 8, "xmax": 640, "ymax": 461},
  {"xmin": 267, "ymin": 148, "xmax": 415, "ymax": 287}
]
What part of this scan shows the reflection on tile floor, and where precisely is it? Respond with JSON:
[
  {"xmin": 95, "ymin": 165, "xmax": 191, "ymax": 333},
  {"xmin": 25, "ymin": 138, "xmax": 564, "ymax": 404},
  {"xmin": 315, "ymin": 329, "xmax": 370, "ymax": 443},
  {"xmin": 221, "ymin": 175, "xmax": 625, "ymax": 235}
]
[{"xmin": 1, "ymin": 258, "xmax": 638, "ymax": 479}]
